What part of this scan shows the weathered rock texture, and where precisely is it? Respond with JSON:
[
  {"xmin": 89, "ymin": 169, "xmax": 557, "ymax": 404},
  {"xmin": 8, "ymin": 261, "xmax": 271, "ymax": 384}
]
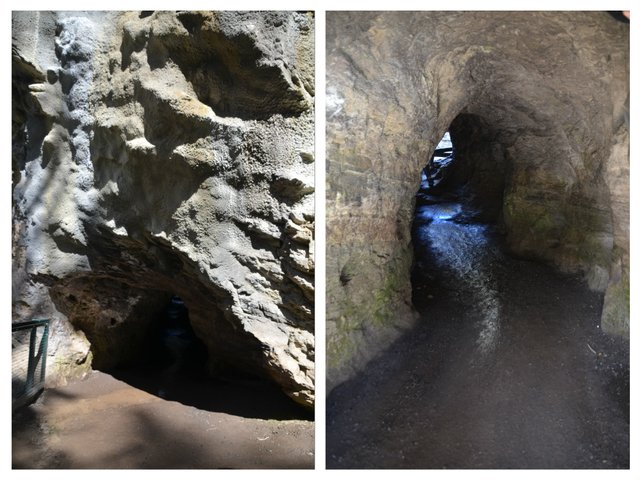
[
  {"xmin": 326, "ymin": 12, "xmax": 629, "ymax": 391},
  {"xmin": 12, "ymin": 11, "xmax": 315, "ymax": 407}
]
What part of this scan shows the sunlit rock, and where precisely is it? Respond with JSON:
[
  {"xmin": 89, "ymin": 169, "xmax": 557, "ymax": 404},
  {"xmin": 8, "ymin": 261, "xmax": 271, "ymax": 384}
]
[{"xmin": 12, "ymin": 11, "xmax": 315, "ymax": 407}]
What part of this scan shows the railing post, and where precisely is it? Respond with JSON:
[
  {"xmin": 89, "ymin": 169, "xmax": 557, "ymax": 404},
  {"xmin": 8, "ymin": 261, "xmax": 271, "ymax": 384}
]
[
  {"xmin": 39, "ymin": 322, "xmax": 50, "ymax": 387},
  {"xmin": 25, "ymin": 327, "xmax": 37, "ymax": 394},
  {"xmin": 13, "ymin": 318, "xmax": 51, "ymax": 410}
]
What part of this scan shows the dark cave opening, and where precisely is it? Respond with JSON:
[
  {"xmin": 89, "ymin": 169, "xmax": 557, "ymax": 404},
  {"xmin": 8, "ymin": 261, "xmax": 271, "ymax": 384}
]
[
  {"xmin": 100, "ymin": 293, "xmax": 311, "ymax": 421},
  {"xmin": 115, "ymin": 294, "xmax": 209, "ymax": 386},
  {"xmin": 417, "ymin": 114, "xmax": 507, "ymax": 225},
  {"xmin": 50, "ymin": 277, "xmax": 310, "ymax": 420},
  {"xmin": 43, "ymin": 224, "xmax": 313, "ymax": 418}
]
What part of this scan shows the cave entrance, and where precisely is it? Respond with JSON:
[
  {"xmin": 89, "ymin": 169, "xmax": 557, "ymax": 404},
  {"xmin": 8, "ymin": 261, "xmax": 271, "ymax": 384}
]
[
  {"xmin": 104, "ymin": 293, "xmax": 211, "ymax": 402},
  {"xmin": 100, "ymin": 292, "xmax": 310, "ymax": 421},
  {"xmin": 49, "ymin": 241, "xmax": 311, "ymax": 420}
]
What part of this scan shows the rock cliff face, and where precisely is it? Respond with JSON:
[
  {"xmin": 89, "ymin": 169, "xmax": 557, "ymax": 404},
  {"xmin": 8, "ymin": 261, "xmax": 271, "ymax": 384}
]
[
  {"xmin": 12, "ymin": 11, "xmax": 315, "ymax": 407},
  {"xmin": 326, "ymin": 12, "xmax": 628, "ymax": 391}
]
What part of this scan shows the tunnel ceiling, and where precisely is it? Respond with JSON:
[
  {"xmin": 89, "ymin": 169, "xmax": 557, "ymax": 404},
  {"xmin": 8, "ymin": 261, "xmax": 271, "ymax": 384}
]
[
  {"xmin": 12, "ymin": 11, "xmax": 315, "ymax": 407},
  {"xmin": 326, "ymin": 11, "xmax": 629, "ymax": 391}
]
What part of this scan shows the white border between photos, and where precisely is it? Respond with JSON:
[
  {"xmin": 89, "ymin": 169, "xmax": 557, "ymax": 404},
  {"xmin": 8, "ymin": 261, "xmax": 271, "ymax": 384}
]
[{"xmin": 1, "ymin": 1, "xmax": 636, "ymax": 479}]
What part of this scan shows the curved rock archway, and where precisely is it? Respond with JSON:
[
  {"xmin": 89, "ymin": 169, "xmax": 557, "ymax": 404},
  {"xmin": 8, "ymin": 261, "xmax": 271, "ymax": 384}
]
[{"xmin": 327, "ymin": 11, "xmax": 628, "ymax": 391}]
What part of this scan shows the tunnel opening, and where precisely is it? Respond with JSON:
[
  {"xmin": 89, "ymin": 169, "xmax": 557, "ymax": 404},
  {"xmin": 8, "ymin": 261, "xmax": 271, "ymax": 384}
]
[
  {"xmin": 50, "ymin": 276, "xmax": 311, "ymax": 421},
  {"xmin": 103, "ymin": 291, "xmax": 311, "ymax": 421},
  {"xmin": 416, "ymin": 114, "xmax": 508, "ymax": 225},
  {"xmin": 399, "ymin": 111, "xmax": 630, "ymax": 467},
  {"xmin": 411, "ymin": 112, "xmax": 517, "ymax": 358},
  {"xmin": 410, "ymin": 110, "xmax": 614, "ymax": 338},
  {"xmin": 411, "ymin": 114, "xmax": 505, "ymax": 319}
]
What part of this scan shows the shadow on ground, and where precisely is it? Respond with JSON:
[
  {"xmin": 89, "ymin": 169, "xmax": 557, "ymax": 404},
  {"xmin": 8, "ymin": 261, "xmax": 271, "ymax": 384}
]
[
  {"xmin": 108, "ymin": 366, "xmax": 313, "ymax": 421},
  {"xmin": 13, "ymin": 372, "xmax": 314, "ymax": 469}
]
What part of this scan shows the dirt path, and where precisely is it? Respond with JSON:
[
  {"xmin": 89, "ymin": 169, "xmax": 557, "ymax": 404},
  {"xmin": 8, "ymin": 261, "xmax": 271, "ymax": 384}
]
[
  {"xmin": 13, "ymin": 371, "xmax": 314, "ymax": 469},
  {"xmin": 326, "ymin": 201, "xmax": 629, "ymax": 469}
]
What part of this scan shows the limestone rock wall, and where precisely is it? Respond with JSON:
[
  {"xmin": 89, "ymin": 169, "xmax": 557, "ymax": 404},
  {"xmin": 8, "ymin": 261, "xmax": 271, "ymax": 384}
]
[
  {"xmin": 326, "ymin": 12, "xmax": 629, "ymax": 391},
  {"xmin": 12, "ymin": 11, "xmax": 315, "ymax": 407}
]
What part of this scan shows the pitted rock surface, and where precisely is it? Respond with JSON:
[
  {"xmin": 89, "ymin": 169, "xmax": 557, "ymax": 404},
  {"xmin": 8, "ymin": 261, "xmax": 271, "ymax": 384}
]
[{"xmin": 12, "ymin": 11, "xmax": 315, "ymax": 407}]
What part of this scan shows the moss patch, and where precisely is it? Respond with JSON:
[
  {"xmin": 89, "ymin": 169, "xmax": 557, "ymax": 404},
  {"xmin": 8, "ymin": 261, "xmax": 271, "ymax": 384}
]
[
  {"xmin": 504, "ymin": 190, "xmax": 611, "ymax": 274},
  {"xmin": 328, "ymin": 253, "xmax": 413, "ymax": 372},
  {"xmin": 601, "ymin": 272, "xmax": 629, "ymax": 337},
  {"xmin": 372, "ymin": 268, "xmax": 405, "ymax": 327}
]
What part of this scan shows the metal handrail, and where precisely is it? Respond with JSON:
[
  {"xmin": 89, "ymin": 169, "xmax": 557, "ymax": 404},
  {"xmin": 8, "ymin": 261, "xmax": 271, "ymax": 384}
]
[
  {"xmin": 12, "ymin": 318, "xmax": 50, "ymax": 409},
  {"xmin": 12, "ymin": 318, "xmax": 51, "ymax": 331}
]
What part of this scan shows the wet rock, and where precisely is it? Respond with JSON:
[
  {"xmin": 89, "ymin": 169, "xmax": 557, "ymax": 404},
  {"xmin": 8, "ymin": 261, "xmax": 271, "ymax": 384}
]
[
  {"xmin": 12, "ymin": 11, "xmax": 314, "ymax": 407},
  {"xmin": 326, "ymin": 12, "xmax": 628, "ymax": 391}
]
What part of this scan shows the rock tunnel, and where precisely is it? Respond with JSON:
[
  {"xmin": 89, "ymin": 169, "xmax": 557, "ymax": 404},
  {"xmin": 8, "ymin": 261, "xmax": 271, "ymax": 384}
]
[
  {"xmin": 12, "ymin": 11, "xmax": 315, "ymax": 409},
  {"xmin": 326, "ymin": 11, "xmax": 628, "ymax": 392}
]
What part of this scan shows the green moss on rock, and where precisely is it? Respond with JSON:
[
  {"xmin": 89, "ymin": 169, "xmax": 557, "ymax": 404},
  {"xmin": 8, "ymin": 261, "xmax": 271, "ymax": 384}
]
[{"xmin": 601, "ymin": 272, "xmax": 629, "ymax": 337}]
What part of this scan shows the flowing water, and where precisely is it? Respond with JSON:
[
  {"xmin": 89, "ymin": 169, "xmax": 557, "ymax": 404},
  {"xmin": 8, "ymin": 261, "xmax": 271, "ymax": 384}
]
[
  {"xmin": 327, "ymin": 200, "xmax": 629, "ymax": 469},
  {"xmin": 415, "ymin": 202, "xmax": 501, "ymax": 354}
]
